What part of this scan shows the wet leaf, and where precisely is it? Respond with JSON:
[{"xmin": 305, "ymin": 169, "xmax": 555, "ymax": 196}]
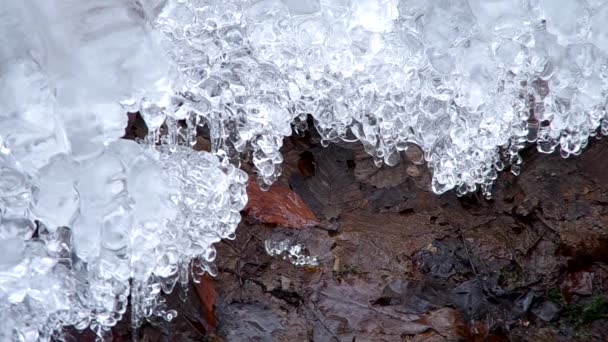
[
  {"xmin": 310, "ymin": 279, "xmax": 431, "ymax": 338},
  {"xmin": 194, "ymin": 274, "xmax": 217, "ymax": 331},
  {"xmin": 243, "ymin": 180, "xmax": 319, "ymax": 228},
  {"xmin": 353, "ymin": 147, "xmax": 409, "ymax": 189},
  {"xmin": 532, "ymin": 300, "xmax": 561, "ymax": 322},
  {"xmin": 216, "ymin": 303, "xmax": 285, "ymax": 341}
]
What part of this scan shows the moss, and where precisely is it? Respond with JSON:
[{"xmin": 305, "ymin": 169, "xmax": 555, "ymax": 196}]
[
  {"xmin": 547, "ymin": 287, "xmax": 563, "ymax": 304},
  {"xmin": 498, "ymin": 263, "xmax": 524, "ymax": 287},
  {"xmin": 334, "ymin": 264, "xmax": 365, "ymax": 278},
  {"xmin": 564, "ymin": 296, "xmax": 608, "ymax": 329}
]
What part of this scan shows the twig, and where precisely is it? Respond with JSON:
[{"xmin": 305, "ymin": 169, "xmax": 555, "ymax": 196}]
[
  {"xmin": 458, "ymin": 228, "xmax": 479, "ymax": 278},
  {"xmin": 498, "ymin": 231, "xmax": 525, "ymax": 271},
  {"xmin": 534, "ymin": 213, "xmax": 560, "ymax": 234},
  {"xmin": 524, "ymin": 227, "xmax": 548, "ymax": 256},
  {"xmin": 459, "ymin": 228, "xmax": 498, "ymax": 300},
  {"xmin": 301, "ymin": 302, "xmax": 340, "ymax": 342},
  {"xmin": 237, "ymin": 234, "xmax": 254, "ymax": 254}
]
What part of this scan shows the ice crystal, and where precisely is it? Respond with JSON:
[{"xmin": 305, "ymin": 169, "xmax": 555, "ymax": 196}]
[
  {"xmin": 265, "ymin": 238, "xmax": 319, "ymax": 267},
  {"xmin": 0, "ymin": 1, "xmax": 246, "ymax": 340},
  {"xmin": 151, "ymin": 0, "xmax": 608, "ymax": 196},
  {"xmin": 2, "ymin": 0, "xmax": 608, "ymax": 340}
]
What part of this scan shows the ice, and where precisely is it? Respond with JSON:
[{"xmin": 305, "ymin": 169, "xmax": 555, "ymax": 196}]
[
  {"xmin": 3, "ymin": 0, "xmax": 608, "ymax": 339},
  {"xmin": 149, "ymin": 0, "xmax": 608, "ymax": 196},
  {"xmin": 265, "ymin": 238, "xmax": 319, "ymax": 267},
  {"xmin": 0, "ymin": 1, "xmax": 247, "ymax": 340},
  {"xmin": 283, "ymin": 0, "xmax": 321, "ymax": 15},
  {"xmin": 30, "ymin": 155, "xmax": 79, "ymax": 230},
  {"xmin": 352, "ymin": 0, "xmax": 400, "ymax": 33},
  {"xmin": 0, "ymin": 141, "xmax": 248, "ymax": 340},
  {"xmin": 538, "ymin": 0, "xmax": 589, "ymax": 44}
]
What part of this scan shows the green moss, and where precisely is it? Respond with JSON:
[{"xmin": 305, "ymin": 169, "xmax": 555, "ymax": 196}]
[
  {"xmin": 547, "ymin": 287, "xmax": 563, "ymax": 304},
  {"xmin": 334, "ymin": 264, "xmax": 364, "ymax": 278},
  {"xmin": 564, "ymin": 297, "xmax": 608, "ymax": 329},
  {"xmin": 498, "ymin": 263, "xmax": 524, "ymax": 286}
]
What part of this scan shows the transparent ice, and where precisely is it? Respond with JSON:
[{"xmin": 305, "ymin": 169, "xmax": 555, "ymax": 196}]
[
  {"xmin": 152, "ymin": 0, "xmax": 608, "ymax": 196},
  {"xmin": 0, "ymin": 1, "xmax": 247, "ymax": 340},
  {"xmin": 2, "ymin": 0, "xmax": 608, "ymax": 340},
  {"xmin": 265, "ymin": 238, "xmax": 319, "ymax": 267}
]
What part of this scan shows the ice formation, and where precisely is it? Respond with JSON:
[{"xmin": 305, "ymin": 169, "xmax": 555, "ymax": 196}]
[
  {"xmin": 265, "ymin": 238, "xmax": 319, "ymax": 267},
  {"xmin": 2, "ymin": 0, "xmax": 608, "ymax": 340},
  {"xmin": 152, "ymin": 0, "xmax": 608, "ymax": 196},
  {"xmin": 0, "ymin": 1, "xmax": 247, "ymax": 340}
]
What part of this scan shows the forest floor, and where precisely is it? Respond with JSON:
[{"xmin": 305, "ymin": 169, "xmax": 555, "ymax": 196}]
[{"xmin": 71, "ymin": 118, "xmax": 608, "ymax": 341}]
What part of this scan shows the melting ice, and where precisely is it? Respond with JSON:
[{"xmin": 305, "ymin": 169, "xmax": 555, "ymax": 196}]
[{"xmin": 1, "ymin": 0, "xmax": 608, "ymax": 340}]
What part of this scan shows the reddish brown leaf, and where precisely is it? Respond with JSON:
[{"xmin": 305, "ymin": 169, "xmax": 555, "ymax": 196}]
[
  {"xmin": 194, "ymin": 274, "xmax": 217, "ymax": 331},
  {"xmin": 243, "ymin": 180, "xmax": 319, "ymax": 228}
]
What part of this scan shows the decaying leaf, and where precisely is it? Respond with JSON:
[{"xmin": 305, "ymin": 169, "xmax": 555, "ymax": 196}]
[
  {"xmin": 243, "ymin": 179, "xmax": 319, "ymax": 228},
  {"xmin": 194, "ymin": 274, "xmax": 218, "ymax": 331},
  {"xmin": 309, "ymin": 278, "xmax": 431, "ymax": 339}
]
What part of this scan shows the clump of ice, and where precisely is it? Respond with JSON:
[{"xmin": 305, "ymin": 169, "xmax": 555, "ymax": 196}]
[
  {"xmin": 0, "ymin": 1, "xmax": 247, "ymax": 340},
  {"xmin": 152, "ymin": 0, "xmax": 608, "ymax": 196},
  {"xmin": 265, "ymin": 238, "xmax": 319, "ymax": 267},
  {"xmin": 3, "ymin": 0, "xmax": 608, "ymax": 339}
]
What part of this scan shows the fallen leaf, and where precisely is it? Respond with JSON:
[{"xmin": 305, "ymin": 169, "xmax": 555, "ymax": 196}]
[
  {"xmin": 216, "ymin": 303, "xmax": 287, "ymax": 341},
  {"xmin": 353, "ymin": 148, "xmax": 409, "ymax": 189},
  {"xmin": 194, "ymin": 274, "xmax": 217, "ymax": 331},
  {"xmin": 531, "ymin": 300, "xmax": 561, "ymax": 322},
  {"xmin": 243, "ymin": 180, "xmax": 319, "ymax": 228},
  {"xmin": 310, "ymin": 278, "xmax": 430, "ymax": 338}
]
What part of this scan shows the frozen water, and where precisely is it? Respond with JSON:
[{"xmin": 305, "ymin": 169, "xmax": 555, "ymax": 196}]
[
  {"xmin": 265, "ymin": 238, "xmax": 319, "ymax": 267},
  {"xmin": 2, "ymin": 0, "xmax": 608, "ymax": 340},
  {"xmin": 0, "ymin": 141, "xmax": 247, "ymax": 340},
  {"xmin": 0, "ymin": 0, "xmax": 247, "ymax": 340},
  {"xmin": 151, "ymin": 0, "xmax": 608, "ymax": 196}
]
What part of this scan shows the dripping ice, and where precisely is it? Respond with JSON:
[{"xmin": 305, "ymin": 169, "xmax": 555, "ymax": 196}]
[{"xmin": 1, "ymin": 0, "xmax": 608, "ymax": 340}]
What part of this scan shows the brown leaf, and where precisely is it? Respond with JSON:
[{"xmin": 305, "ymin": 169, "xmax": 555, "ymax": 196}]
[
  {"xmin": 311, "ymin": 278, "xmax": 431, "ymax": 338},
  {"xmin": 194, "ymin": 274, "xmax": 217, "ymax": 331},
  {"xmin": 243, "ymin": 180, "xmax": 319, "ymax": 228}
]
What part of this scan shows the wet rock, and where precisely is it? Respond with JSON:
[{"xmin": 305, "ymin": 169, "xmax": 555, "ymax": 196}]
[
  {"xmin": 418, "ymin": 307, "xmax": 469, "ymax": 340},
  {"xmin": 561, "ymin": 269, "xmax": 594, "ymax": 300},
  {"xmin": 215, "ymin": 303, "xmax": 285, "ymax": 342},
  {"xmin": 532, "ymin": 300, "xmax": 561, "ymax": 322}
]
